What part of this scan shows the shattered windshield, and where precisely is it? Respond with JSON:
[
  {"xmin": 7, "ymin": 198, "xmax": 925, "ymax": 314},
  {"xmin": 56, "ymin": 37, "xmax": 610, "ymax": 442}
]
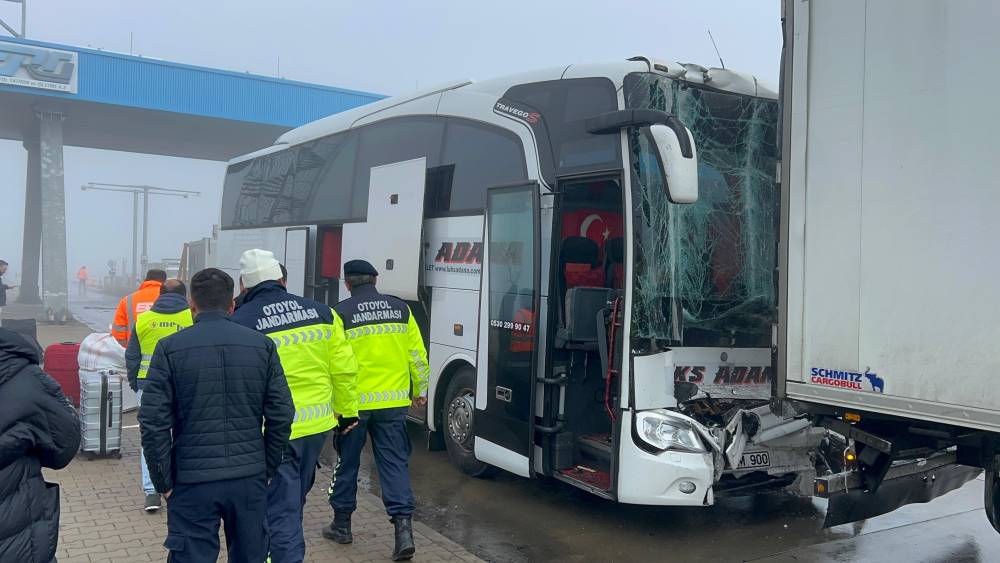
[{"xmin": 625, "ymin": 73, "xmax": 779, "ymax": 346}]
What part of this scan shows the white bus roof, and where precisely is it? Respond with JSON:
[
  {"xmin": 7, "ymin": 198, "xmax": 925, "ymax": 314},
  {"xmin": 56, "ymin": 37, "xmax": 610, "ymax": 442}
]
[{"xmin": 228, "ymin": 57, "xmax": 776, "ymax": 165}]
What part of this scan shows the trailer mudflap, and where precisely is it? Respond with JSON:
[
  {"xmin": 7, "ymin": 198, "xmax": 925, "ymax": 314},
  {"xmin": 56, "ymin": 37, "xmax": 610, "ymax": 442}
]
[{"xmin": 818, "ymin": 453, "xmax": 981, "ymax": 528}]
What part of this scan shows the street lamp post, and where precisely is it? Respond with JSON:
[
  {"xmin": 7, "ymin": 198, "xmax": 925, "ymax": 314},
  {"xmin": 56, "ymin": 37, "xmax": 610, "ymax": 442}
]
[
  {"xmin": 142, "ymin": 187, "xmax": 149, "ymax": 272},
  {"xmin": 80, "ymin": 183, "xmax": 201, "ymax": 282},
  {"xmin": 0, "ymin": 0, "xmax": 26, "ymax": 39},
  {"xmin": 132, "ymin": 191, "xmax": 139, "ymax": 281}
]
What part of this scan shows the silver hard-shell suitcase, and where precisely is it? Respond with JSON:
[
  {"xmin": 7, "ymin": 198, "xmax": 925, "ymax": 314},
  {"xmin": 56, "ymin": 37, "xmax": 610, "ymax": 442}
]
[{"xmin": 79, "ymin": 370, "xmax": 123, "ymax": 459}]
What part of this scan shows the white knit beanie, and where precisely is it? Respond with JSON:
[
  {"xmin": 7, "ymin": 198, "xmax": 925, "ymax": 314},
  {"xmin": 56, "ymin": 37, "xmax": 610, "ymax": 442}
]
[{"xmin": 239, "ymin": 249, "xmax": 283, "ymax": 289}]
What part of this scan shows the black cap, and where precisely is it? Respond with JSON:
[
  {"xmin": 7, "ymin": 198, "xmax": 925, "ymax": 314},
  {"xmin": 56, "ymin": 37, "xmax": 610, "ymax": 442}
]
[{"xmin": 344, "ymin": 259, "xmax": 378, "ymax": 277}]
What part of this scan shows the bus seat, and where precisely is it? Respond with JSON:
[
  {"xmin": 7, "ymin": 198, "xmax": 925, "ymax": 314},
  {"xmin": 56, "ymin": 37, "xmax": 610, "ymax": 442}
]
[
  {"xmin": 561, "ymin": 209, "xmax": 623, "ymax": 258},
  {"xmin": 562, "ymin": 287, "xmax": 614, "ymax": 350},
  {"xmin": 560, "ymin": 236, "xmax": 604, "ymax": 290}
]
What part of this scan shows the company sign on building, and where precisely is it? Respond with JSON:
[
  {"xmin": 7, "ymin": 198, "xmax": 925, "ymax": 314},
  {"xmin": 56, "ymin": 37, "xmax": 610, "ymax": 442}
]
[{"xmin": 0, "ymin": 40, "xmax": 78, "ymax": 93}]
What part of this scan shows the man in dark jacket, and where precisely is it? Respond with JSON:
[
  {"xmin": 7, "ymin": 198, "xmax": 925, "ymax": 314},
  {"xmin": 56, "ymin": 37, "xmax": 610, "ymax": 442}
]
[
  {"xmin": 0, "ymin": 327, "xmax": 81, "ymax": 563},
  {"xmin": 139, "ymin": 268, "xmax": 295, "ymax": 563}
]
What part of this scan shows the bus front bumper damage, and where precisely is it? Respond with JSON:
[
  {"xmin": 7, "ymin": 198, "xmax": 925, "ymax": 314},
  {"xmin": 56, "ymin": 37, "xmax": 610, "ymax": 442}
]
[
  {"xmin": 716, "ymin": 404, "xmax": 826, "ymax": 497},
  {"xmin": 618, "ymin": 406, "xmax": 825, "ymax": 505}
]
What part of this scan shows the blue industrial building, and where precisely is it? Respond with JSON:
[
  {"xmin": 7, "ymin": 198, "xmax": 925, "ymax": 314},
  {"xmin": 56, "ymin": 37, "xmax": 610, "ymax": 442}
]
[{"xmin": 0, "ymin": 36, "xmax": 382, "ymax": 314}]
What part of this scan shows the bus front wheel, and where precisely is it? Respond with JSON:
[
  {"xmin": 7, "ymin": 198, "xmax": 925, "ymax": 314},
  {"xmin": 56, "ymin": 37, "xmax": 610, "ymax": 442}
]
[{"xmin": 443, "ymin": 367, "xmax": 492, "ymax": 478}]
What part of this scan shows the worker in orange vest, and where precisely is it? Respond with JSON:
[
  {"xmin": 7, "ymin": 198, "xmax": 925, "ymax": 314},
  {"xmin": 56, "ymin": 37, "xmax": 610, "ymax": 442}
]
[
  {"xmin": 111, "ymin": 269, "xmax": 167, "ymax": 346},
  {"xmin": 76, "ymin": 266, "xmax": 89, "ymax": 296}
]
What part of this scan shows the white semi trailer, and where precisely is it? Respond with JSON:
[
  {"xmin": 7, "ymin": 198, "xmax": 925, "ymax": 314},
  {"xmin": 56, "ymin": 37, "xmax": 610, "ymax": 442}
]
[{"xmin": 775, "ymin": 0, "xmax": 1000, "ymax": 530}]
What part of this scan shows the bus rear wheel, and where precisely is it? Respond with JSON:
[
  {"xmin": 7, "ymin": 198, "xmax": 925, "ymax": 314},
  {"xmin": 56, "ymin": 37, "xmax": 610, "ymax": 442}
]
[{"xmin": 443, "ymin": 367, "xmax": 491, "ymax": 477}]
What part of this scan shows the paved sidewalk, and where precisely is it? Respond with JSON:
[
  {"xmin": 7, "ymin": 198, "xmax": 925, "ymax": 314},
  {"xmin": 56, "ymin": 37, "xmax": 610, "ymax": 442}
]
[
  {"xmin": 37, "ymin": 322, "xmax": 481, "ymax": 563},
  {"xmin": 46, "ymin": 412, "xmax": 480, "ymax": 563}
]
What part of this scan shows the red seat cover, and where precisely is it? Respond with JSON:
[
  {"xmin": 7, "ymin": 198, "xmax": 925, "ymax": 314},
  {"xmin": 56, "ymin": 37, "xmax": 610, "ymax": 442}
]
[
  {"xmin": 561, "ymin": 209, "xmax": 623, "ymax": 258},
  {"xmin": 564, "ymin": 263, "xmax": 605, "ymax": 288}
]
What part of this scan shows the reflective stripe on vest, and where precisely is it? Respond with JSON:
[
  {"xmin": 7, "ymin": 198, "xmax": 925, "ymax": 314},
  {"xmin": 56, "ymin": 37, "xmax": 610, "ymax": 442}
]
[
  {"xmin": 358, "ymin": 390, "xmax": 411, "ymax": 406},
  {"xmin": 345, "ymin": 323, "xmax": 408, "ymax": 341},
  {"xmin": 126, "ymin": 294, "xmax": 135, "ymax": 331},
  {"xmin": 136, "ymin": 309, "xmax": 193, "ymax": 379},
  {"xmin": 270, "ymin": 327, "xmax": 334, "ymax": 349},
  {"xmin": 410, "ymin": 350, "xmax": 429, "ymax": 389},
  {"xmin": 292, "ymin": 403, "xmax": 333, "ymax": 423}
]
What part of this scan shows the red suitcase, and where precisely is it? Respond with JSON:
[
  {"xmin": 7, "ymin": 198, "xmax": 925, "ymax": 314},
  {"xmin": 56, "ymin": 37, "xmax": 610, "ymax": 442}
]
[{"xmin": 44, "ymin": 342, "xmax": 81, "ymax": 408}]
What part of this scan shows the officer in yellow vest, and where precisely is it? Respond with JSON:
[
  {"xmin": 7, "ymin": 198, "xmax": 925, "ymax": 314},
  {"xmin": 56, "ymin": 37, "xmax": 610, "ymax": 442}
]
[
  {"xmin": 125, "ymin": 279, "xmax": 193, "ymax": 513},
  {"xmin": 324, "ymin": 260, "xmax": 429, "ymax": 562},
  {"xmin": 230, "ymin": 249, "xmax": 359, "ymax": 563}
]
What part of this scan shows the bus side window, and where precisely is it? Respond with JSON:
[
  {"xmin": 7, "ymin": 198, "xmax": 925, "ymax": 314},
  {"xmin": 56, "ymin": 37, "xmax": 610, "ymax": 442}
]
[
  {"xmin": 352, "ymin": 117, "xmax": 445, "ymax": 217},
  {"xmin": 429, "ymin": 118, "xmax": 527, "ymax": 217}
]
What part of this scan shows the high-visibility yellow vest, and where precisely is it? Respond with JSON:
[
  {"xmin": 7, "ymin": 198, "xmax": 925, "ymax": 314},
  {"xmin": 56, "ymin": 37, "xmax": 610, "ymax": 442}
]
[
  {"xmin": 334, "ymin": 287, "xmax": 429, "ymax": 411},
  {"xmin": 266, "ymin": 312, "xmax": 359, "ymax": 440},
  {"xmin": 230, "ymin": 282, "xmax": 360, "ymax": 441},
  {"xmin": 135, "ymin": 309, "xmax": 193, "ymax": 380}
]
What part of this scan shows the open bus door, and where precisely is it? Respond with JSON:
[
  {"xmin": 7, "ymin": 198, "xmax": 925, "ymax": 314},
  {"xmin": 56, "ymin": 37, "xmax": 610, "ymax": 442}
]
[
  {"xmin": 342, "ymin": 157, "xmax": 427, "ymax": 301},
  {"xmin": 475, "ymin": 182, "xmax": 541, "ymax": 477}
]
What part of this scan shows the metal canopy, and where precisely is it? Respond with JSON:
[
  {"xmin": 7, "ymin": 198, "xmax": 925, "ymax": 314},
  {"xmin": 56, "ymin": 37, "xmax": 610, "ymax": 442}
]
[
  {"xmin": 0, "ymin": 36, "xmax": 384, "ymax": 160},
  {"xmin": 0, "ymin": 90, "xmax": 289, "ymax": 160}
]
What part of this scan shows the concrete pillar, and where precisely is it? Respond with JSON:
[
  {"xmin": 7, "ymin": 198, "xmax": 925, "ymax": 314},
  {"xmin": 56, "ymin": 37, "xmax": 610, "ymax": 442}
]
[
  {"xmin": 16, "ymin": 129, "xmax": 42, "ymax": 304},
  {"xmin": 37, "ymin": 110, "xmax": 69, "ymax": 318}
]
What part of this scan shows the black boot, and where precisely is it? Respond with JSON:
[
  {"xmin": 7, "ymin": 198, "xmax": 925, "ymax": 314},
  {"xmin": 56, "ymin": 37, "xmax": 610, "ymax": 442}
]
[
  {"xmin": 322, "ymin": 512, "xmax": 353, "ymax": 544},
  {"xmin": 391, "ymin": 516, "xmax": 416, "ymax": 561}
]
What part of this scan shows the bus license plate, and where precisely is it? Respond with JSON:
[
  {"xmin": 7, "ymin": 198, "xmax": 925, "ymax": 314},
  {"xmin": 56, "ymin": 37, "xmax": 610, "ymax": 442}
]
[{"xmin": 737, "ymin": 451, "xmax": 770, "ymax": 469}]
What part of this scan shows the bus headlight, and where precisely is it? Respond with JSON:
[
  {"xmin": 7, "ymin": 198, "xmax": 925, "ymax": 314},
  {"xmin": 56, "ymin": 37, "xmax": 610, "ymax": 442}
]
[{"xmin": 634, "ymin": 410, "xmax": 707, "ymax": 453}]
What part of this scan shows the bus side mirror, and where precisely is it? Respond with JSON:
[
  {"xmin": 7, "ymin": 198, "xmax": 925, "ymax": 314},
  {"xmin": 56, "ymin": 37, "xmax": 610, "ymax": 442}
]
[
  {"xmin": 584, "ymin": 109, "xmax": 698, "ymax": 203},
  {"xmin": 649, "ymin": 122, "xmax": 698, "ymax": 204}
]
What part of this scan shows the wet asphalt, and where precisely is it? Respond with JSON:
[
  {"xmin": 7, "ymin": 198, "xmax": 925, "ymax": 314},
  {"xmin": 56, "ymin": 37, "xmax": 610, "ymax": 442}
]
[
  {"xmin": 393, "ymin": 425, "xmax": 1000, "ymax": 563},
  {"xmin": 70, "ymin": 292, "xmax": 1000, "ymax": 562}
]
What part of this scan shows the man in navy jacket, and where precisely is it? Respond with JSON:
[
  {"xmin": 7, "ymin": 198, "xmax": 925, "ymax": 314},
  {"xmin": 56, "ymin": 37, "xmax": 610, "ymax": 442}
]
[{"xmin": 139, "ymin": 268, "xmax": 294, "ymax": 563}]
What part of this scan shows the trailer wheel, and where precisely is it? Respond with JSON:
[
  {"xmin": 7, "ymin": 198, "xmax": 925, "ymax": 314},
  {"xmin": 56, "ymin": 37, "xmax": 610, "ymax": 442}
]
[{"xmin": 443, "ymin": 366, "xmax": 491, "ymax": 478}]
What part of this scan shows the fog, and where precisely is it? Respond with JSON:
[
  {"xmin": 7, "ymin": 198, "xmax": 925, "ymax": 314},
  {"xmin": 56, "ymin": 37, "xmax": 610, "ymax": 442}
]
[{"xmin": 0, "ymin": 0, "xmax": 780, "ymax": 283}]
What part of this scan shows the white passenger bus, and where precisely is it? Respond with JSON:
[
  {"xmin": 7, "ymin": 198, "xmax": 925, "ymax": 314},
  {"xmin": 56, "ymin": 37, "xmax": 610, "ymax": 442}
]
[{"xmin": 212, "ymin": 57, "xmax": 831, "ymax": 505}]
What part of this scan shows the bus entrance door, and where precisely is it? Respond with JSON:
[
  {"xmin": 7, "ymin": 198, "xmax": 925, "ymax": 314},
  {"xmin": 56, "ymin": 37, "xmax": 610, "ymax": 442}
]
[{"xmin": 475, "ymin": 182, "xmax": 541, "ymax": 477}]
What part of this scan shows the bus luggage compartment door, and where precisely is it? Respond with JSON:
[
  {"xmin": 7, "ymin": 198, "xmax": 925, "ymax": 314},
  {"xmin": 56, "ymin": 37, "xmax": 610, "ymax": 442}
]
[{"xmin": 341, "ymin": 157, "xmax": 427, "ymax": 301}]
